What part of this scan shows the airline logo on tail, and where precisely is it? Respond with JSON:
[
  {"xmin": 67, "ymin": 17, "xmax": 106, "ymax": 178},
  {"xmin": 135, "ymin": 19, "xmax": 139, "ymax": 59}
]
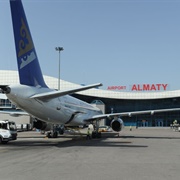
[
  {"xmin": 10, "ymin": 0, "xmax": 47, "ymax": 87},
  {"xmin": 18, "ymin": 18, "xmax": 36, "ymax": 69}
]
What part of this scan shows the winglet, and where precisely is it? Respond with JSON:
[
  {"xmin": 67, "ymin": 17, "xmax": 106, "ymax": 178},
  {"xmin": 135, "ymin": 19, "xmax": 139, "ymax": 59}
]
[{"xmin": 10, "ymin": 0, "xmax": 47, "ymax": 87}]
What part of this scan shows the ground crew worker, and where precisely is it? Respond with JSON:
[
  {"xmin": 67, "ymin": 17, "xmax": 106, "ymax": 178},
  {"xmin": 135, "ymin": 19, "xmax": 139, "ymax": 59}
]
[
  {"xmin": 86, "ymin": 128, "xmax": 91, "ymax": 140},
  {"xmin": 130, "ymin": 126, "xmax": 132, "ymax": 131}
]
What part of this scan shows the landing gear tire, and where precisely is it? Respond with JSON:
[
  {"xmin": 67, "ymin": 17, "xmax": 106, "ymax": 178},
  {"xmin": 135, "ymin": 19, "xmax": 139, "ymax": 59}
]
[
  {"xmin": 46, "ymin": 131, "xmax": 58, "ymax": 138},
  {"xmin": 92, "ymin": 131, "xmax": 101, "ymax": 139},
  {"xmin": 46, "ymin": 132, "xmax": 51, "ymax": 138},
  {"xmin": 0, "ymin": 137, "xmax": 8, "ymax": 144},
  {"xmin": 59, "ymin": 129, "xmax": 64, "ymax": 135},
  {"xmin": 52, "ymin": 131, "xmax": 58, "ymax": 138}
]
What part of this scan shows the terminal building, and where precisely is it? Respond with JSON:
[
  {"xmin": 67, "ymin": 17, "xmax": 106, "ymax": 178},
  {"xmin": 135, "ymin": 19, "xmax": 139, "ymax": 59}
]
[{"xmin": 1, "ymin": 70, "xmax": 180, "ymax": 127}]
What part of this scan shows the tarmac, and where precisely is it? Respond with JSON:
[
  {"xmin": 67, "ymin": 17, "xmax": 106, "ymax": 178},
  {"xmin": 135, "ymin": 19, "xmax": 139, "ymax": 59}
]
[{"xmin": 0, "ymin": 127, "xmax": 179, "ymax": 180}]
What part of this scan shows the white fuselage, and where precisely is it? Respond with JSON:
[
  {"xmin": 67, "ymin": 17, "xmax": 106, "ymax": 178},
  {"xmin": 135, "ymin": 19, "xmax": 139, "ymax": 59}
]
[{"xmin": 6, "ymin": 84, "xmax": 102, "ymax": 126}]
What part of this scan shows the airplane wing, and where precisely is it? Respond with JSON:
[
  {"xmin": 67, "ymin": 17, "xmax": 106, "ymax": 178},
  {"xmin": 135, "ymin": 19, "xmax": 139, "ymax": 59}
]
[
  {"xmin": 85, "ymin": 107, "xmax": 180, "ymax": 121},
  {"xmin": 0, "ymin": 110, "xmax": 29, "ymax": 117},
  {"xmin": 30, "ymin": 83, "xmax": 102, "ymax": 100}
]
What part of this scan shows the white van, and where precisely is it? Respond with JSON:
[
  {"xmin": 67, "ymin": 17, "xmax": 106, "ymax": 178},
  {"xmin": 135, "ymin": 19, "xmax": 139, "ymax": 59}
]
[{"xmin": 0, "ymin": 120, "xmax": 17, "ymax": 144}]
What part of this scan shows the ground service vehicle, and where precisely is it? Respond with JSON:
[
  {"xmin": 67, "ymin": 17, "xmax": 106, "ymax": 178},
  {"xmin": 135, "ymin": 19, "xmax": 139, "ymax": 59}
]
[
  {"xmin": 98, "ymin": 126, "xmax": 112, "ymax": 132},
  {"xmin": 0, "ymin": 120, "xmax": 17, "ymax": 144}
]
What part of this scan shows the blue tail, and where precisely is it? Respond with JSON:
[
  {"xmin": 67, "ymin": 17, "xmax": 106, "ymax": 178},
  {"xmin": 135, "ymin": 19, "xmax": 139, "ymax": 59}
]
[{"xmin": 10, "ymin": 0, "xmax": 47, "ymax": 88}]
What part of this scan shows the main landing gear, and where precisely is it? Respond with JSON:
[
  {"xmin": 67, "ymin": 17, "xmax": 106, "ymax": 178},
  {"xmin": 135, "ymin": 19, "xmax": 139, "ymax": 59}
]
[
  {"xmin": 46, "ymin": 124, "xmax": 64, "ymax": 138},
  {"xmin": 91, "ymin": 120, "xmax": 101, "ymax": 139},
  {"xmin": 91, "ymin": 131, "xmax": 101, "ymax": 138}
]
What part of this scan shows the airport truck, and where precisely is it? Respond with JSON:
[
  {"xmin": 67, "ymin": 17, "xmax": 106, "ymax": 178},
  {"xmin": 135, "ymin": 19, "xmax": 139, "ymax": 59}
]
[{"xmin": 0, "ymin": 120, "xmax": 17, "ymax": 144}]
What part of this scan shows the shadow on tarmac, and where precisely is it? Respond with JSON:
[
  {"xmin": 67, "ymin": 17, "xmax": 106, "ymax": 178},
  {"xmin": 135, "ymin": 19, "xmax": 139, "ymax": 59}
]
[
  {"xmin": 4, "ymin": 131, "xmax": 179, "ymax": 149},
  {"xmin": 3, "ymin": 132, "xmax": 148, "ymax": 149},
  {"xmin": 4, "ymin": 139, "xmax": 148, "ymax": 149}
]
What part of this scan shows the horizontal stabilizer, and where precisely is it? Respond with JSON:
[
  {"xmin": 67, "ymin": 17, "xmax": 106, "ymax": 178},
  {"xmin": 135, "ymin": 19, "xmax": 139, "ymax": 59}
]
[{"xmin": 31, "ymin": 83, "xmax": 102, "ymax": 100}]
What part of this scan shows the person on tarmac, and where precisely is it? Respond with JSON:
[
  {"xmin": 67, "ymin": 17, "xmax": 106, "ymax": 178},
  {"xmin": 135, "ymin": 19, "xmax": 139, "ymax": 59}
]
[{"xmin": 86, "ymin": 128, "xmax": 91, "ymax": 140}]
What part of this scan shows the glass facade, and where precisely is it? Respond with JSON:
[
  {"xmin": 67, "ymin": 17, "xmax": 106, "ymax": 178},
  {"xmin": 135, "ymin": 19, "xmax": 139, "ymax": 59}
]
[
  {"xmin": 1, "ymin": 70, "xmax": 180, "ymax": 127},
  {"xmin": 73, "ymin": 94, "xmax": 180, "ymax": 127},
  {"xmin": 0, "ymin": 99, "xmax": 14, "ymax": 108}
]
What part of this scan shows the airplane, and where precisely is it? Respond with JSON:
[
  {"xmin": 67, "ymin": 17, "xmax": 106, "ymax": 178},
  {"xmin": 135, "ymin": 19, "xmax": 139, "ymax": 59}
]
[{"xmin": 1, "ymin": 0, "xmax": 180, "ymax": 138}]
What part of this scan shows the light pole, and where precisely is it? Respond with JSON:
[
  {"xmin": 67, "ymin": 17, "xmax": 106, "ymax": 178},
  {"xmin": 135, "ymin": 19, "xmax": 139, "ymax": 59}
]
[{"xmin": 55, "ymin": 47, "xmax": 64, "ymax": 90}]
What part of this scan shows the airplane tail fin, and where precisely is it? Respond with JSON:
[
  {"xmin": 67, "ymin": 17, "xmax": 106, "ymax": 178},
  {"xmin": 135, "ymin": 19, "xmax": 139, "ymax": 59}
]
[{"xmin": 10, "ymin": 0, "xmax": 47, "ymax": 88}]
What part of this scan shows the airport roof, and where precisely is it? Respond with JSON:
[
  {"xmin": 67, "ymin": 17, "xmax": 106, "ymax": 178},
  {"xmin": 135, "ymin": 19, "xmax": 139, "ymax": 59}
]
[{"xmin": 0, "ymin": 70, "xmax": 180, "ymax": 100}]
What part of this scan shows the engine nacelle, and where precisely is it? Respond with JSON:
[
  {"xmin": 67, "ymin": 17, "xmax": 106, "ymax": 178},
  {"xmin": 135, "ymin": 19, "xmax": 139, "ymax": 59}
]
[
  {"xmin": 110, "ymin": 118, "xmax": 124, "ymax": 132},
  {"xmin": 33, "ymin": 120, "xmax": 51, "ymax": 131}
]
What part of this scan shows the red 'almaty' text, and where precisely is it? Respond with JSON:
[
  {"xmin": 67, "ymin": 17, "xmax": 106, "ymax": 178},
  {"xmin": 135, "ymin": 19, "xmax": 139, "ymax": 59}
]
[{"xmin": 131, "ymin": 84, "xmax": 168, "ymax": 91}]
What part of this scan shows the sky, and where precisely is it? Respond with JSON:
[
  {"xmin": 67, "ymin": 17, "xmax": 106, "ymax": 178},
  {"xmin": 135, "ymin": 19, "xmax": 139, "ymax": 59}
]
[{"xmin": 0, "ymin": 0, "xmax": 180, "ymax": 91}]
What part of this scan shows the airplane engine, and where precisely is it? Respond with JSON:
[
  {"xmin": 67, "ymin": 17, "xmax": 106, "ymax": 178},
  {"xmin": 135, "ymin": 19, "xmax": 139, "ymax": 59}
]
[
  {"xmin": 33, "ymin": 120, "xmax": 51, "ymax": 131},
  {"xmin": 110, "ymin": 118, "xmax": 124, "ymax": 132}
]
